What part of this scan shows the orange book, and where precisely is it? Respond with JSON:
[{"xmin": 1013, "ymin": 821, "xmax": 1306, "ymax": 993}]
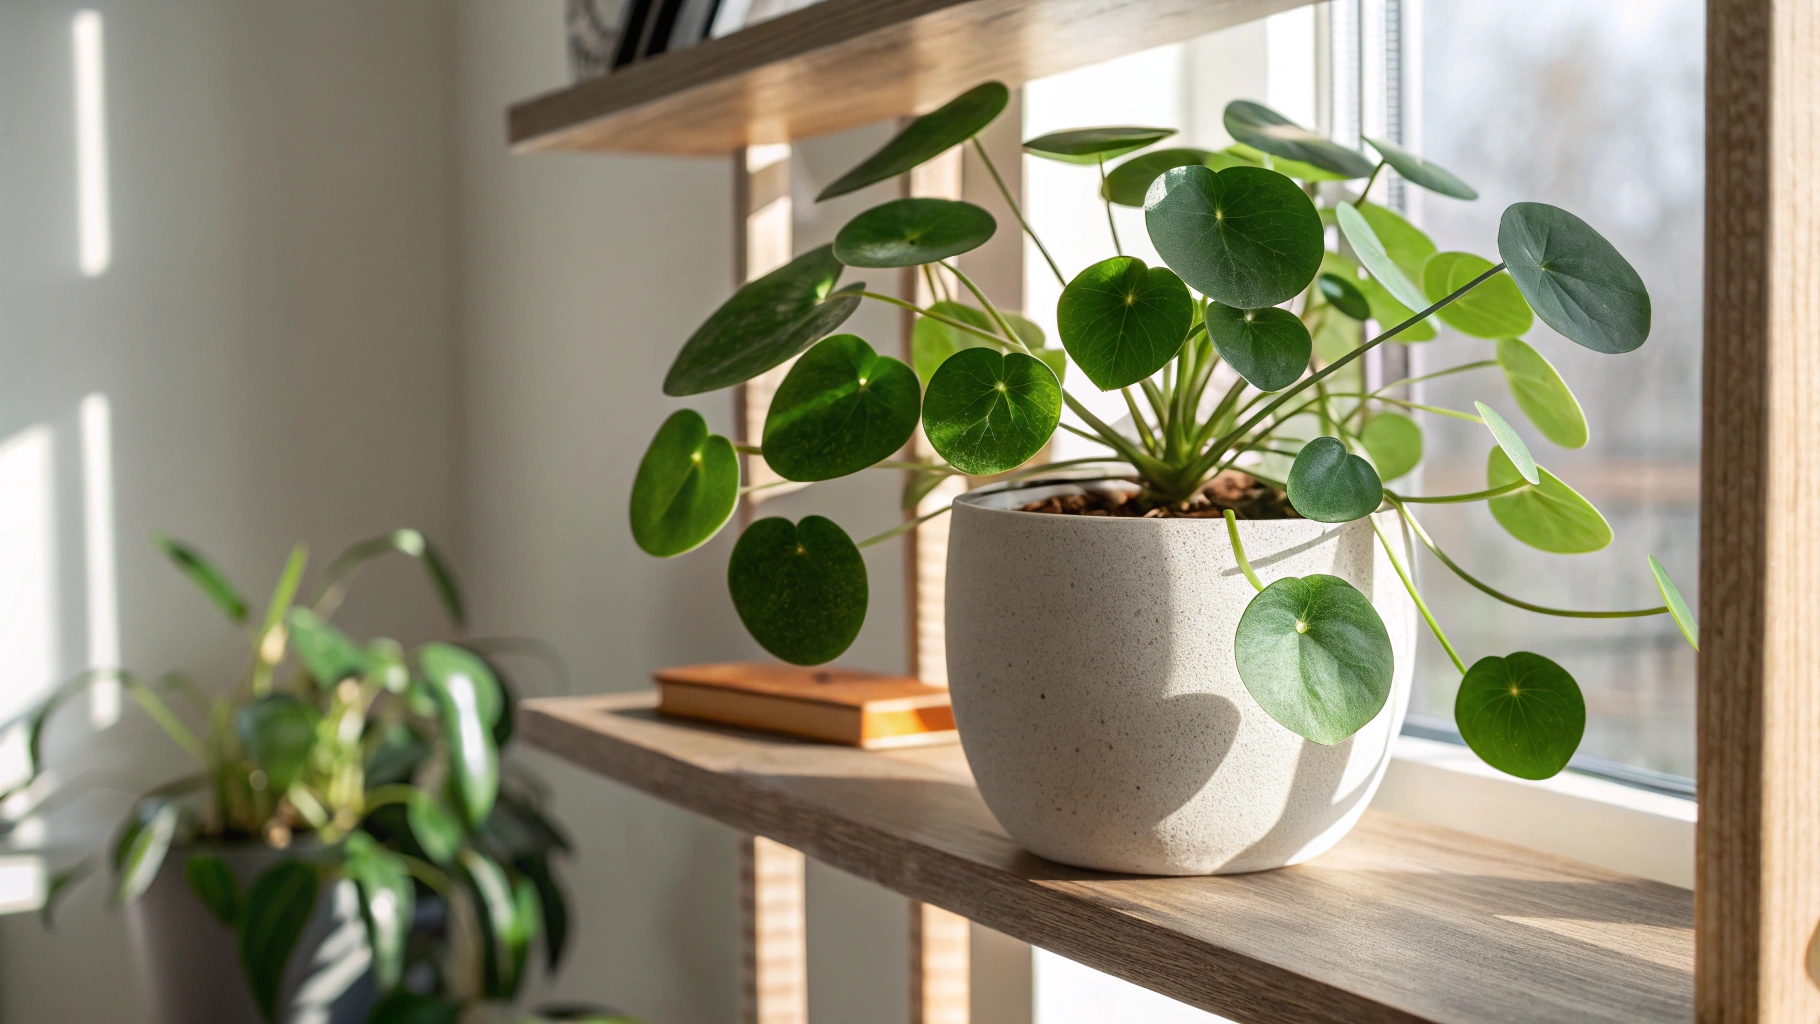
[{"xmin": 653, "ymin": 662, "xmax": 956, "ymax": 749}]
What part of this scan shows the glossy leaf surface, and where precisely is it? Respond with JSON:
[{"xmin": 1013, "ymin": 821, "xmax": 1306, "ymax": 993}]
[
  {"xmin": 1649, "ymin": 555, "xmax": 1699, "ymax": 651},
  {"xmin": 1498, "ymin": 202, "xmax": 1651, "ymax": 354},
  {"xmin": 664, "ymin": 245, "xmax": 859, "ymax": 395},
  {"xmin": 1423, "ymin": 252, "xmax": 1532, "ymax": 338},
  {"xmin": 1475, "ymin": 402, "xmax": 1539, "ymax": 485},
  {"xmin": 236, "ymin": 695, "xmax": 318, "ymax": 794},
  {"xmin": 115, "ymin": 801, "xmax": 178, "ymax": 904},
  {"xmin": 240, "ymin": 862, "xmax": 319, "ymax": 1024},
  {"xmin": 1235, "ymin": 574, "xmax": 1394, "ymax": 744},
  {"xmin": 832, "ymin": 198, "xmax": 996, "ymax": 267},
  {"xmin": 421, "ymin": 642, "xmax": 503, "ymax": 825},
  {"xmin": 728, "ymin": 516, "xmax": 868, "ymax": 666},
  {"xmin": 408, "ymin": 794, "xmax": 463, "ymax": 865},
  {"xmin": 1455, "ymin": 653, "xmax": 1585, "ymax": 779},
  {"xmin": 1288, "ymin": 437, "xmax": 1383, "ymax": 523},
  {"xmin": 628, "ymin": 410, "xmax": 739, "ymax": 557},
  {"xmin": 1496, "ymin": 338, "xmax": 1587, "ymax": 448},
  {"xmin": 1056, "ymin": 257, "xmax": 1194, "ymax": 390},
  {"xmin": 1223, "ymin": 101, "xmax": 1377, "ymax": 179},
  {"xmin": 345, "ymin": 832, "xmax": 414, "ymax": 989},
  {"xmin": 1317, "ymin": 273, "xmax": 1370, "ymax": 320},
  {"xmin": 1103, "ymin": 148, "xmax": 1213, "ymax": 207},
  {"xmin": 1024, "ymin": 125, "xmax": 1175, "ymax": 164},
  {"xmin": 186, "ymin": 855, "xmax": 241, "ymax": 927},
  {"xmin": 1204, "ymin": 302, "xmax": 1311, "ymax": 393},
  {"xmin": 1335, "ymin": 202, "xmax": 1430, "ymax": 313},
  {"xmin": 1360, "ymin": 413, "xmax": 1422, "ymax": 482},
  {"xmin": 1363, "ymin": 135, "xmax": 1478, "ymax": 200},
  {"xmin": 1145, "ymin": 165, "xmax": 1324, "ymax": 308},
  {"xmin": 154, "ymin": 533, "xmax": 248, "ymax": 623},
  {"xmin": 921, "ymin": 349, "xmax": 1062, "ymax": 474},
  {"xmin": 762, "ymin": 335, "xmax": 920, "ymax": 481},
  {"xmin": 1487, "ymin": 447, "xmax": 1612, "ymax": 553},
  {"xmin": 818, "ymin": 83, "xmax": 1009, "ymax": 200}
]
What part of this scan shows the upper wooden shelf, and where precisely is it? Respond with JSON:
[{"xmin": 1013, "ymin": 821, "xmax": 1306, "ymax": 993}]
[
  {"xmin": 522, "ymin": 692, "xmax": 1693, "ymax": 1024},
  {"xmin": 509, "ymin": 0, "xmax": 1311, "ymax": 155}
]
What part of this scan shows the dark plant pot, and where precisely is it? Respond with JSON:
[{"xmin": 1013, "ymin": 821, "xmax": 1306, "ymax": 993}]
[{"xmin": 126, "ymin": 842, "xmax": 378, "ymax": 1024}]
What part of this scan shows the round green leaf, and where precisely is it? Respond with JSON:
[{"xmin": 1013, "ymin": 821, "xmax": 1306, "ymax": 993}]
[
  {"xmin": 818, "ymin": 83, "xmax": 1009, "ymax": 200},
  {"xmin": 728, "ymin": 516, "xmax": 868, "ymax": 665},
  {"xmin": 1496, "ymin": 338, "xmax": 1587, "ymax": 449},
  {"xmin": 1234, "ymin": 574, "xmax": 1394, "ymax": 744},
  {"xmin": 1423, "ymin": 252, "xmax": 1533, "ymax": 338},
  {"xmin": 664, "ymin": 246, "xmax": 862, "ymax": 396},
  {"xmin": 1474, "ymin": 402, "xmax": 1539, "ymax": 485},
  {"xmin": 1024, "ymin": 126, "xmax": 1176, "ymax": 164},
  {"xmin": 1056, "ymin": 256, "xmax": 1194, "ymax": 390},
  {"xmin": 833, "ymin": 198, "xmax": 996, "ymax": 268},
  {"xmin": 1358, "ymin": 202, "xmax": 1438, "ymax": 281},
  {"xmin": 921, "ymin": 348, "xmax": 1062, "ymax": 475},
  {"xmin": 1204, "ymin": 302, "xmax": 1311, "ymax": 392},
  {"xmin": 1334, "ymin": 202, "xmax": 1431, "ymax": 313},
  {"xmin": 1103, "ymin": 148, "xmax": 1215, "ymax": 207},
  {"xmin": 1455, "ymin": 652, "xmax": 1585, "ymax": 780},
  {"xmin": 1648, "ymin": 555, "xmax": 1699, "ymax": 651},
  {"xmin": 1287, "ymin": 437, "xmax": 1383, "ymax": 523},
  {"xmin": 629, "ymin": 410, "xmax": 739, "ymax": 557},
  {"xmin": 1144, "ymin": 164, "xmax": 1324, "ymax": 308},
  {"xmin": 762, "ymin": 334, "xmax": 921, "ymax": 481},
  {"xmin": 1360, "ymin": 412, "xmax": 1422, "ymax": 481},
  {"xmin": 1486, "ymin": 447, "xmax": 1612, "ymax": 553},
  {"xmin": 1497, "ymin": 202, "xmax": 1651, "ymax": 354},
  {"xmin": 1363, "ymin": 136, "xmax": 1478, "ymax": 200},
  {"xmin": 910, "ymin": 304, "xmax": 1053, "ymax": 385},
  {"xmin": 1317, "ymin": 273, "xmax": 1370, "ymax": 320},
  {"xmin": 1223, "ymin": 101, "xmax": 1377, "ymax": 179}
]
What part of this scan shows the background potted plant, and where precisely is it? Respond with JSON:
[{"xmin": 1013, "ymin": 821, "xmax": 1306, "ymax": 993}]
[
  {"xmin": 14, "ymin": 531, "xmax": 635, "ymax": 1023},
  {"xmin": 627, "ymin": 81, "xmax": 1699, "ymax": 874}
]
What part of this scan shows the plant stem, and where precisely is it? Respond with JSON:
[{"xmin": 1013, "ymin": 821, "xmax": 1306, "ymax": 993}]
[
  {"xmin": 1387, "ymin": 497, "xmax": 1669, "ymax": 619},
  {"xmin": 1370, "ymin": 359, "xmax": 1498, "ymax": 396},
  {"xmin": 1099, "ymin": 156, "xmax": 1123, "ymax": 256},
  {"xmin": 857, "ymin": 504, "xmax": 951, "ymax": 549},
  {"xmin": 1121, "ymin": 388, "xmax": 1161, "ymax": 454},
  {"xmin": 125, "ymin": 675, "xmax": 208, "ymax": 762},
  {"xmin": 1387, "ymin": 481, "xmax": 1530, "ymax": 504},
  {"xmin": 1223, "ymin": 511, "xmax": 1265, "ymax": 593},
  {"xmin": 861, "ymin": 292, "xmax": 1011, "ymax": 348},
  {"xmin": 1357, "ymin": 393, "xmax": 1485, "ymax": 423},
  {"xmin": 1357, "ymin": 160, "xmax": 1387, "ymax": 204},
  {"xmin": 940, "ymin": 261, "xmax": 1033, "ymax": 355},
  {"xmin": 973, "ymin": 138, "xmax": 1066, "ymax": 287},
  {"xmin": 739, "ymin": 479, "xmax": 800, "ymax": 496},
  {"xmin": 1370, "ymin": 515, "xmax": 1466, "ymax": 674}
]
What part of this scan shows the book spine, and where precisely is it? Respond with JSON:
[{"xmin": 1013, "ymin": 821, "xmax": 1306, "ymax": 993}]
[{"xmin": 612, "ymin": 0, "xmax": 655, "ymax": 68}]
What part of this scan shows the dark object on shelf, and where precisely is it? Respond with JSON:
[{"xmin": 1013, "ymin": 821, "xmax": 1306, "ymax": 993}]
[
  {"xmin": 653, "ymin": 662, "xmax": 956, "ymax": 748},
  {"xmin": 565, "ymin": 0, "xmax": 627, "ymax": 80}
]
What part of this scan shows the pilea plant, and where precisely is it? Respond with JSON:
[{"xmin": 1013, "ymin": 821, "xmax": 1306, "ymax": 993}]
[{"xmin": 629, "ymin": 81, "xmax": 1700, "ymax": 781}]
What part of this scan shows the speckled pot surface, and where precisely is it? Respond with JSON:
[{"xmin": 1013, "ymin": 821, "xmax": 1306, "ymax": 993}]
[{"xmin": 944, "ymin": 479, "xmax": 1417, "ymax": 876}]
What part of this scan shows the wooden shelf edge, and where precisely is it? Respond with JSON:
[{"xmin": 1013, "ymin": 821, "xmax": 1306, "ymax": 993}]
[{"xmin": 521, "ymin": 692, "xmax": 1693, "ymax": 1024}]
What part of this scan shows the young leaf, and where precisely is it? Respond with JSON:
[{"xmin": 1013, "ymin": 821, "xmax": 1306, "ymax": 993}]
[
  {"xmin": 1362, "ymin": 136, "xmax": 1478, "ymax": 200},
  {"xmin": 832, "ymin": 198, "xmax": 997, "ymax": 267},
  {"xmin": 1498, "ymin": 203, "xmax": 1651, "ymax": 354},
  {"xmin": 236, "ymin": 695, "xmax": 320, "ymax": 794},
  {"xmin": 1056, "ymin": 257, "xmax": 1194, "ymax": 390},
  {"xmin": 1496, "ymin": 338, "xmax": 1588, "ymax": 449},
  {"xmin": 239, "ymin": 861, "xmax": 320, "ymax": 1024},
  {"xmin": 1360, "ymin": 413, "xmax": 1423, "ymax": 482},
  {"xmin": 153, "ymin": 533, "xmax": 249, "ymax": 623},
  {"xmin": 921, "ymin": 349, "xmax": 1062, "ymax": 475},
  {"xmin": 663, "ymin": 245, "xmax": 859, "ymax": 395},
  {"xmin": 367, "ymin": 991, "xmax": 464, "ymax": 1024},
  {"xmin": 728, "ymin": 517, "xmax": 868, "ymax": 666},
  {"xmin": 344, "ymin": 832, "xmax": 414, "ymax": 990},
  {"xmin": 1287, "ymin": 437, "xmax": 1383, "ymax": 523},
  {"xmin": 1317, "ymin": 273, "xmax": 1371, "ymax": 321},
  {"xmin": 1102, "ymin": 148, "xmax": 1215, "ymax": 207},
  {"xmin": 1234, "ymin": 574, "xmax": 1395, "ymax": 744},
  {"xmin": 1203, "ymin": 303, "xmax": 1312, "ymax": 393},
  {"xmin": 1357, "ymin": 202, "xmax": 1438, "ymax": 282},
  {"xmin": 421, "ymin": 642, "xmax": 503, "ymax": 825},
  {"xmin": 1223, "ymin": 100, "xmax": 1377, "ymax": 179},
  {"xmin": 1023, "ymin": 126, "xmax": 1175, "ymax": 164},
  {"xmin": 1423, "ymin": 252, "xmax": 1532, "ymax": 338},
  {"xmin": 818, "ymin": 82, "xmax": 1009, "ymax": 200},
  {"xmin": 1145, "ymin": 165, "xmax": 1325, "ymax": 308},
  {"xmin": 187, "ymin": 855, "xmax": 241, "ymax": 927},
  {"xmin": 911, "ymin": 301, "xmax": 994, "ymax": 385},
  {"xmin": 115, "ymin": 801, "xmax": 178, "ymax": 904},
  {"xmin": 1648, "ymin": 555, "xmax": 1699, "ymax": 651},
  {"xmin": 1334, "ymin": 202, "xmax": 1431, "ymax": 313},
  {"xmin": 286, "ymin": 608, "xmax": 370, "ymax": 685},
  {"xmin": 762, "ymin": 334, "xmax": 921, "ymax": 481},
  {"xmin": 1474, "ymin": 402, "xmax": 1539, "ymax": 485},
  {"xmin": 1455, "ymin": 653, "xmax": 1585, "ymax": 780},
  {"xmin": 408, "ymin": 793, "xmax": 464, "ymax": 865},
  {"xmin": 1486, "ymin": 447, "xmax": 1612, "ymax": 553},
  {"xmin": 628, "ymin": 409, "xmax": 739, "ymax": 557}
]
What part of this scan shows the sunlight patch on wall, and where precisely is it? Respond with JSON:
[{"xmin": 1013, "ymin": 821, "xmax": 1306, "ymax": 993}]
[
  {"xmin": 0, "ymin": 426, "xmax": 60, "ymax": 726},
  {"xmin": 81, "ymin": 394, "xmax": 120, "ymax": 727},
  {"xmin": 74, "ymin": 10, "xmax": 112, "ymax": 277}
]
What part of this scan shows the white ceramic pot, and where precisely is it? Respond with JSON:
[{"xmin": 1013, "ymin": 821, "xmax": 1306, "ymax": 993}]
[{"xmin": 944, "ymin": 479, "xmax": 1417, "ymax": 876}]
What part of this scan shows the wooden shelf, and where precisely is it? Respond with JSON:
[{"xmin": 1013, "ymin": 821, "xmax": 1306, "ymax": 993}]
[
  {"xmin": 509, "ymin": 0, "xmax": 1310, "ymax": 155},
  {"xmin": 521, "ymin": 692, "xmax": 1693, "ymax": 1024}
]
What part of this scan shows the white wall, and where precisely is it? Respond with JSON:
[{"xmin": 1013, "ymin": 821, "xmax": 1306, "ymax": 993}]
[{"xmin": 0, "ymin": 0, "xmax": 459, "ymax": 1020}]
